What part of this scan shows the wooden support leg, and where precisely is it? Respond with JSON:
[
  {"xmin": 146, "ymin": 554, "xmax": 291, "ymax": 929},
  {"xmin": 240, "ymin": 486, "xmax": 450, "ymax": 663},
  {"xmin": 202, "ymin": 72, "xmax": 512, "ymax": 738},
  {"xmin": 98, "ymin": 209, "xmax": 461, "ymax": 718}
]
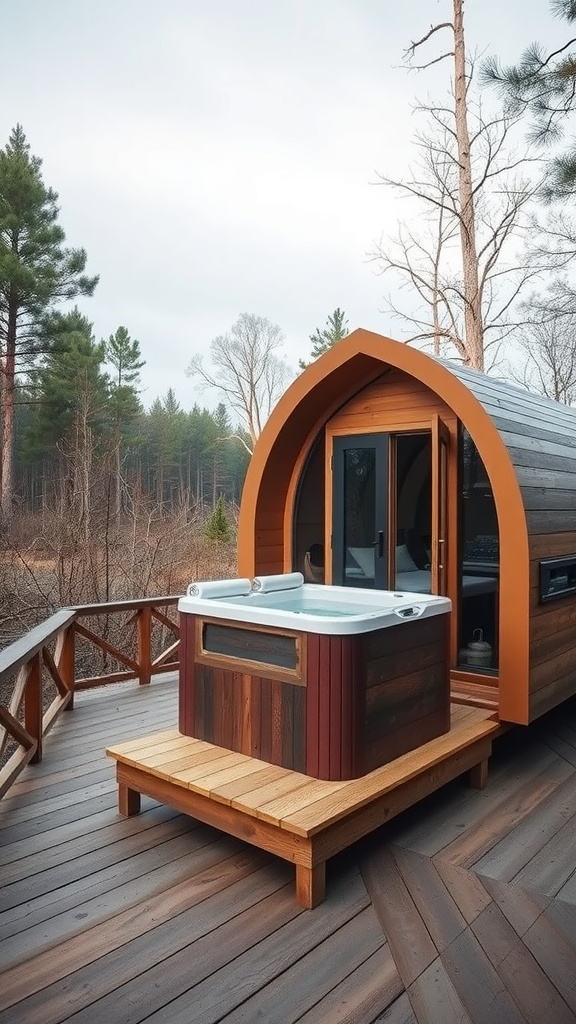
[
  {"xmin": 296, "ymin": 861, "xmax": 326, "ymax": 909},
  {"xmin": 119, "ymin": 782, "xmax": 141, "ymax": 816},
  {"xmin": 469, "ymin": 757, "xmax": 489, "ymax": 790}
]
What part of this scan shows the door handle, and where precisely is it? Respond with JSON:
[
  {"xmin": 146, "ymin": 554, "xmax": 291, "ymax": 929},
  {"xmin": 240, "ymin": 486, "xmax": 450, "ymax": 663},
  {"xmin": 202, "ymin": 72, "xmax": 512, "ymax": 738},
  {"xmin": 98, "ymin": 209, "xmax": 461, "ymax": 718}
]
[
  {"xmin": 438, "ymin": 537, "xmax": 445, "ymax": 570},
  {"xmin": 378, "ymin": 531, "xmax": 384, "ymax": 558}
]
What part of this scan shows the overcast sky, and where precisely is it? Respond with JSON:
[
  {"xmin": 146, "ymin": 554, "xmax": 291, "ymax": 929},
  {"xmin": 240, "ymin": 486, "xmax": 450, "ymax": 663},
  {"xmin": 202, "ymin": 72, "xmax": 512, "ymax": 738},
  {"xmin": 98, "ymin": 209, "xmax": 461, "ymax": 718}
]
[{"xmin": 2, "ymin": 1, "xmax": 561, "ymax": 412}]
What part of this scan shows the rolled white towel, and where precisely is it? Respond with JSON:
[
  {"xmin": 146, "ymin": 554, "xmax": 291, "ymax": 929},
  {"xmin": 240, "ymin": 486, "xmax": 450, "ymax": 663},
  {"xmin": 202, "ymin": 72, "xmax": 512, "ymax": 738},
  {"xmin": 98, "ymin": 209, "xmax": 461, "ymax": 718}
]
[
  {"xmin": 251, "ymin": 572, "xmax": 304, "ymax": 593},
  {"xmin": 187, "ymin": 578, "xmax": 252, "ymax": 599}
]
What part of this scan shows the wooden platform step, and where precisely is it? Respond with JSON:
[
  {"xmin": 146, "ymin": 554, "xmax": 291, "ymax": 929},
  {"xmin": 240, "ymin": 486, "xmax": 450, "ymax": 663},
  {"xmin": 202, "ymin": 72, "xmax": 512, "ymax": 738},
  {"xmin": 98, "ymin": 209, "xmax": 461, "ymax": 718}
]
[{"xmin": 107, "ymin": 704, "xmax": 499, "ymax": 908}]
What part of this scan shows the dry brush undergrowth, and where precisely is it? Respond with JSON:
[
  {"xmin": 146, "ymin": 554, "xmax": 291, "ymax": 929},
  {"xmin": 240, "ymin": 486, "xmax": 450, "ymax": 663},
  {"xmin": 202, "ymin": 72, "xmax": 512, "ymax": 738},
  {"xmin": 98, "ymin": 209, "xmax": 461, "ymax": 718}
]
[{"xmin": 0, "ymin": 501, "xmax": 238, "ymax": 761}]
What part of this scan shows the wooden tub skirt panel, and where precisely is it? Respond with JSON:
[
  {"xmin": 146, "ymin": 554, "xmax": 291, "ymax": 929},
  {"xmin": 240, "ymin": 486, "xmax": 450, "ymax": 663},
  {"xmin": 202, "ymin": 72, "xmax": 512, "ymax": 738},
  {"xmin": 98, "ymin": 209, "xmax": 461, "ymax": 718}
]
[
  {"xmin": 107, "ymin": 704, "xmax": 498, "ymax": 909},
  {"xmin": 179, "ymin": 612, "xmax": 450, "ymax": 780}
]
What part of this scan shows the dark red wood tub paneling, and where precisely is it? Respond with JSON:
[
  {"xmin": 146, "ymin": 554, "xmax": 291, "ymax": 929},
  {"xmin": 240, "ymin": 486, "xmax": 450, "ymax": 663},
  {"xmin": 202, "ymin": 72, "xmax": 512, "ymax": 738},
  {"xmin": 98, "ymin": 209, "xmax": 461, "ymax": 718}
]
[{"xmin": 179, "ymin": 611, "xmax": 450, "ymax": 780}]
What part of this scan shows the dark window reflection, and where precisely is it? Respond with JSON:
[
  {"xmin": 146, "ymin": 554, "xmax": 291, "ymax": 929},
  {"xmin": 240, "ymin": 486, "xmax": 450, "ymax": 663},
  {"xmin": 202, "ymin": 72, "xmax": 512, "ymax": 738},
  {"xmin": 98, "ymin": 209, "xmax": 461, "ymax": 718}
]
[{"xmin": 459, "ymin": 429, "xmax": 499, "ymax": 674}]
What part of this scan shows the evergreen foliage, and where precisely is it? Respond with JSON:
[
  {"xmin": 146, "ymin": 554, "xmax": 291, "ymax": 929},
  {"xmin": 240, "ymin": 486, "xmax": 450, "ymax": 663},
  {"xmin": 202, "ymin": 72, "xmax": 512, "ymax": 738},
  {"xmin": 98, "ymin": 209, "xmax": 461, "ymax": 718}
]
[
  {"xmin": 204, "ymin": 495, "xmax": 231, "ymax": 542},
  {"xmin": 299, "ymin": 308, "xmax": 348, "ymax": 370},
  {"xmin": 17, "ymin": 382, "xmax": 249, "ymax": 516},
  {"xmin": 0, "ymin": 130, "xmax": 254, "ymax": 527},
  {"xmin": 0, "ymin": 124, "xmax": 98, "ymax": 521},
  {"xmin": 484, "ymin": 1, "xmax": 576, "ymax": 197},
  {"xmin": 27, "ymin": 309, "xmax": 109, "ymax": 453},
  {"xmin": 105, "ymin": 326, "xmax": 145, "ymax": 428}
]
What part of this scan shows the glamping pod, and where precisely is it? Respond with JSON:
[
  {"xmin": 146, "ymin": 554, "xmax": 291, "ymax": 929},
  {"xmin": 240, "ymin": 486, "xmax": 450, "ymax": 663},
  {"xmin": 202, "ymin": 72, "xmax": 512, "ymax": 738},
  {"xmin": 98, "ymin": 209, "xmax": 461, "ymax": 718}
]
[{"xmin": 235, "ymin": 328, "xmax": 576, "ymax": 728}]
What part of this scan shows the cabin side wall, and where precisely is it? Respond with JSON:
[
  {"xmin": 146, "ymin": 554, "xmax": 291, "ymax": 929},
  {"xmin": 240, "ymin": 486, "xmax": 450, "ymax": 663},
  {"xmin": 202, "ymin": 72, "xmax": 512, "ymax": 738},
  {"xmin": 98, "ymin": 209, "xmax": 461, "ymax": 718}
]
[
  {"xmin": 529, "ymin": 532, "xmax": 576, "ymax": 720},
  {"xmin": 452, "ymin": 368, "xmax": 576, "ymax": 722},
  {"xmin": 493, "ymin": 411, "xmax": 576, "ymax": 721}
]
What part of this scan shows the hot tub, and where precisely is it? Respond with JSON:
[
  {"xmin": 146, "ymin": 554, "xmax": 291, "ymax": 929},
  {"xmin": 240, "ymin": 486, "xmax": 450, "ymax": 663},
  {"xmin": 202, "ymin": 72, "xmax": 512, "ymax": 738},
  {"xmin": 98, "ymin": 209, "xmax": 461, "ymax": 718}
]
[{"xmin": 178, "ymin": 576, "xmax": 451, "ymax": 780}]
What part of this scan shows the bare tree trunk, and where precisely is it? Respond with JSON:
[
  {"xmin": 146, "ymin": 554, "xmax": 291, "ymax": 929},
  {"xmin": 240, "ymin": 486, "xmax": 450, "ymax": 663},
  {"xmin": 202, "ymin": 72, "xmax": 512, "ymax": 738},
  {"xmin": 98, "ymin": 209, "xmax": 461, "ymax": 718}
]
[
  {"xmin": 432, "ymin": 204, "xmax": 447, "ymax": 357},
  {"xmin": 1, "ymin": 298, "xmax": 17, "ymax": 527},
  {"xmin": 453, "ymin": 0, "xmax": 483, "ymax": 369},
  {"xmin": 114, "ymin": 436, "xmax": 123, "ymax": 531},
  {"xmin": 73, "ymin": 397, "xmax": 93, "ymax": 550}
]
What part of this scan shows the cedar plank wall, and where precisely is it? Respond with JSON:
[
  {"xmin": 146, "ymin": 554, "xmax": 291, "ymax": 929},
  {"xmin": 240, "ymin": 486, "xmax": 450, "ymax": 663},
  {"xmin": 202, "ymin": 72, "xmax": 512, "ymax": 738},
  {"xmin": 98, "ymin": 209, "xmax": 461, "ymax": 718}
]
[
  {"xmin": 326, "ymin": 368, "xmax": 455, "ymax": 433},
  {"xmin": 446, "ymin": 364, "xmax": 576, "ymax": 722}
]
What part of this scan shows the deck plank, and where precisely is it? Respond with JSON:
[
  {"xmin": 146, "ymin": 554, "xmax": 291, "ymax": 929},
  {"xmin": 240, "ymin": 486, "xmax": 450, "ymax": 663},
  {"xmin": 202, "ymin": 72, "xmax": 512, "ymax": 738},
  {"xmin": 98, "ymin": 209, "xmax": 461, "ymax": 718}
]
[
  {"xmin": 0, "ymin": 818, "xmax": 221, "ymax": 941},
  {"xmin": 389, "ymin": 738, "xmax": 564, "ymax": 858},
  {"xmin": 294, "ymin": 943, "xmax": 403, "ymax": 1024},
  {"xmin": 432, "ymin": 753, "xmax": 574, "ymax": 870},
  {"xmin": 0, "ymin": 863, "xmax": 293, "ymax": 1021},
  {"xmin": 1, "ymin": 839, "xmax": 249, "ymax": 970},
  {"xmin": 471, "ymin": 902, "xmax": 576, "ymax": 1024},
  {"xmin": 522, "ymin": 904, "xmax": 576, "ymax": 1009},
  {"xmin": 472, "ymin": 772, "xmax": 576, "ymax": 883},
  {"xmin": 440, "ymin": 928, "xmax": 527, "ymax": 1024},
  {"xmin": 408, "ymin": 959, "xmax": 473, "ymax": 1023},
  {"xmin": 391, "ymin": 847, "xmax": 468, "ymax": 952},
  {"xmin": 140, "ymin": 880, "xmax": 376, "ymax": 1024},
  {"xmin": 478, "ymin": 876, "xmax": 552, "ymax": 935},
  {"xmin": 372, "ymin": 992, "xmax": 418, "ymax": 1023},
  {"xmin": 361, "ymin": 847, "xmax": 437, "ymax": 987},
  {"xmin": 512, "ymin": 806, "xmax": 576, "ymax": 895},
  {"xmin": 431, "ymin": 860, "xmax": 493, "ymax": 924}
]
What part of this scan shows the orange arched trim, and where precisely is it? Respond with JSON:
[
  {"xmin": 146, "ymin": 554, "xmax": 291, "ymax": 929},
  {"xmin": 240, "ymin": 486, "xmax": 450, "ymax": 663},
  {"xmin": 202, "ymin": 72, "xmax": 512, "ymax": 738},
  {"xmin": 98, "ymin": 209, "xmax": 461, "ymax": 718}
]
[{"xmin": 237, "ymin": 328, "xmax": 529, "ymax": 724}]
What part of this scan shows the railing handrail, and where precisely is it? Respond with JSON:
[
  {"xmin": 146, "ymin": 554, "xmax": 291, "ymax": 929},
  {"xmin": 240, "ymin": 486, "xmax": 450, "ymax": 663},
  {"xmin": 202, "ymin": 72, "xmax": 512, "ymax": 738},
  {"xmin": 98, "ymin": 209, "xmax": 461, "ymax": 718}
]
[
  {"xmin": 72, "ymin": 595, "xmax": 181, "ymax": 616},
  {"xmin": 0, "ymin": 595, "xmax": 182, "ymax": 799},
  {"xmin": 0, "ymin": 609, "xmax": 77, "ymax": 684}
]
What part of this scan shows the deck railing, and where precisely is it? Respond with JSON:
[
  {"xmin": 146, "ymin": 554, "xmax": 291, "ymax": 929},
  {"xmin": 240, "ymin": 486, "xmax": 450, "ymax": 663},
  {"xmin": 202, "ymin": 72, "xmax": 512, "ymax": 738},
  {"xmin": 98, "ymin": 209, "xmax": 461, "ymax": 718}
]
[{"xmin": 0, "ymin": 596, "xmax": 180, "ymax": 799}]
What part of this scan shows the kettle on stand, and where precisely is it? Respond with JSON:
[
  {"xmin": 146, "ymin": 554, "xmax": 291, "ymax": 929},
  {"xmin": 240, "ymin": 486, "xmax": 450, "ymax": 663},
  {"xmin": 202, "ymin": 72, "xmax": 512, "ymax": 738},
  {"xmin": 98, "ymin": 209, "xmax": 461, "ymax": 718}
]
[{"xmin": 464, "ymin": 628, "xmax": 492, "ymax": 668}]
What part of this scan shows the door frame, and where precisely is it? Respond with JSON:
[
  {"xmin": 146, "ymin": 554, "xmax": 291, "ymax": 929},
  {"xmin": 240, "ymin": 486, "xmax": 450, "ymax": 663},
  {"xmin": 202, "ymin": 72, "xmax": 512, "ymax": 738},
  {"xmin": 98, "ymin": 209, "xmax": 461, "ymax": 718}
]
[
  {"xmin": 331, "ymin": 433, "xmax": 390, "ymax": 589},
  {"xmin": 326, "ymin": 417, "xmax": 453, "ymax": 597}
]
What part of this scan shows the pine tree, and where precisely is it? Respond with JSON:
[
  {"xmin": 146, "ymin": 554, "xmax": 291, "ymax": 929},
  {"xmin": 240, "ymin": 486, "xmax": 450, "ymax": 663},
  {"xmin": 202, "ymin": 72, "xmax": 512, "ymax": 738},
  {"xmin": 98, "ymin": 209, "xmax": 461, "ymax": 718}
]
[
  {"xmin": 27, "ymin": 310, "xmax": 109, "ymax": 539},
  {"xmin": 0, "ymin": 125, "xmax": 98, "ymax": 524},
  {"xmin": 205, "ymin": 495, "xmax": 231, "ymax": 542},
  {"xmin": 29, "ymin": 309, "xmax": 109, "ymax": 450},
  {"xmin": 146, "ymin": 389, "xmax": 188, "ymax": 507},
  {"xmin": 484, "ymin": 1, "xmax": 576, "ymax": 198},
  {"xmin": 105, "ymin": 327, "xmax": 145, "ymax": 518},
  {"xmin": 299, "ymin": 308, "xmax": 348, "ymax": 370}
]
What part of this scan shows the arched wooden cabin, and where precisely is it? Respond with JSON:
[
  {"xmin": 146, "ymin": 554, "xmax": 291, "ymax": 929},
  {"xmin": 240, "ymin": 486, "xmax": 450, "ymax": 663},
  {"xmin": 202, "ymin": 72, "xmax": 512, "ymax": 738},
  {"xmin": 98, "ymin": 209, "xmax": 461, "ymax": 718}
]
[{"xmin": 237, "ymin": 327, "xmax": 576, "ymax": 727}]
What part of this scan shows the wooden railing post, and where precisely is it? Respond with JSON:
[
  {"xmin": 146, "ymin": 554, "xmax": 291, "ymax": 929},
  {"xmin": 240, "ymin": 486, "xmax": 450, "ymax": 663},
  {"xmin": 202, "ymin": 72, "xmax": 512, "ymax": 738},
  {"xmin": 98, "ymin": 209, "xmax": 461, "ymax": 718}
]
[
  {"xmin": 138, "ymin": 606, "xmax": 152, "ymax": 685},
  {"xmin": 59, "ymin": 624, "xmax": 76, "ymax": 711},
  {"xmin": 24, "ymin": 652, "xmax": 43, "ymax": 764}
]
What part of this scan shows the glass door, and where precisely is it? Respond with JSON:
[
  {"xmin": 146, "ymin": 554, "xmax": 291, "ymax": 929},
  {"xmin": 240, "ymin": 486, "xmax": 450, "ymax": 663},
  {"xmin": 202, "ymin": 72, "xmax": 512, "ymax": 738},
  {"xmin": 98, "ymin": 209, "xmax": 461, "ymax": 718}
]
[
  {"xmin": 431, "ymin": 415, "xmax": 450, "ymax": 595},
  {"xmin": 332, "ymin": 434, "xmax": 388, "ymax": 589}
]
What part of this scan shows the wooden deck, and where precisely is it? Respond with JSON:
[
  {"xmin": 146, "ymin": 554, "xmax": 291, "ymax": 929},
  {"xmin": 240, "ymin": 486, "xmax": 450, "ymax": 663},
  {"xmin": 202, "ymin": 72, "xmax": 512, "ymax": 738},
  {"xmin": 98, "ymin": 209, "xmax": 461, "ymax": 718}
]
[
  {"xmin": 106, "ymin": 705, "xmax": 497, "ymax": 909},
  {"xmin": 1, "ymin": 675, "xmax": 576, "ymax": 1022}
]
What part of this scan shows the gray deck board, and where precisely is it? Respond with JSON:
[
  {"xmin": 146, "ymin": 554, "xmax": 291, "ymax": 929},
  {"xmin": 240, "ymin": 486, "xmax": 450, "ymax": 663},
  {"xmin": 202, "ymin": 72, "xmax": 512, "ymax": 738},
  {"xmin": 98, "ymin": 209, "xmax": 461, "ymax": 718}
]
[{"xmin": 0, "ymin": 677, "xmax": 575, "ymax": 1023}]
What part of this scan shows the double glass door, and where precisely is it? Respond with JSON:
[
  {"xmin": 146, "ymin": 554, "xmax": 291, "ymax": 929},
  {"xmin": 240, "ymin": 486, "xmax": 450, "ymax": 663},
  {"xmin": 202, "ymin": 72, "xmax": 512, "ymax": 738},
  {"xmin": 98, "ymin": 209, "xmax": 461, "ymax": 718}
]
[{"xmin": 331, "ymin": 420, "xmax": 448, "ymax": 594}]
